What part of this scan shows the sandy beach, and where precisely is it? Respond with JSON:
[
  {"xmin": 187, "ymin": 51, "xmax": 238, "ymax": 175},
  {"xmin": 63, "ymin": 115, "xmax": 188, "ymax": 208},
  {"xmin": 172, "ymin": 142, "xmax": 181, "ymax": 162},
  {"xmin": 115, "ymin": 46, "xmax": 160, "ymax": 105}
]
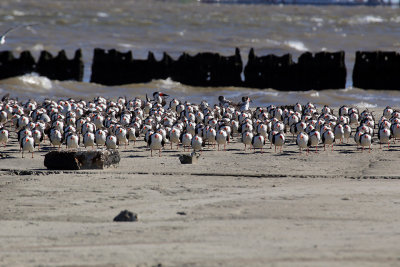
[{"xmin": 1, "ymin": 107, "xmax": 400, "ymax": 266}]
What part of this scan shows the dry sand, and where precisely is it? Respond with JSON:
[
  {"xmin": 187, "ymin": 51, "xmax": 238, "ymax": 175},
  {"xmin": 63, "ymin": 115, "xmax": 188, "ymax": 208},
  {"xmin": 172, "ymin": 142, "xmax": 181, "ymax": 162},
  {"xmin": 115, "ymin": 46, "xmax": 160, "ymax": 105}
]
[{"xmin": 1, "ymin": 108, "xmax": 400, "ymax": 266}]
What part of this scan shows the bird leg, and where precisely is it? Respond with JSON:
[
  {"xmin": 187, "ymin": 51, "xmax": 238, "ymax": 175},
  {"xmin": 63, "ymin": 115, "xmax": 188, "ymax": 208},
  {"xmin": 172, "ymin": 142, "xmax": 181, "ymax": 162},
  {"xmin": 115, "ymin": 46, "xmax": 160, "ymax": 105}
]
[
  {"xmin": 151, "ymin": 149, "xmax": 153, "ymax": 157},
  {"xmin": 159, "ymin": 149, "xmax": 161, "ymax": 157}
]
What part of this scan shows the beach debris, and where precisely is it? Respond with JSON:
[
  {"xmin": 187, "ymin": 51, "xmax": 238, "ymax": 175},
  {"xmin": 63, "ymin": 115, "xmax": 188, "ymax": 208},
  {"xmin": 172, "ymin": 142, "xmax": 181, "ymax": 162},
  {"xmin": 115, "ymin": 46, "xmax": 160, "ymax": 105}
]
[
  {"xmin": 179, "ymin": 152, "xmax": 200, "ymax": 164},
  {"xmin": 44, "ymin": 150, "xmax": 120, "ymax": 170},
  {"xmin": 0, "ymin": 153, "xmax": 9, "ymax": 159},
  {"xmin": 177, "ymin": 211, "xmax": 187, "ymax": 216},
  {"xmin": 113, "ymin": 210, "xmax": 138, "ymax": 222}
]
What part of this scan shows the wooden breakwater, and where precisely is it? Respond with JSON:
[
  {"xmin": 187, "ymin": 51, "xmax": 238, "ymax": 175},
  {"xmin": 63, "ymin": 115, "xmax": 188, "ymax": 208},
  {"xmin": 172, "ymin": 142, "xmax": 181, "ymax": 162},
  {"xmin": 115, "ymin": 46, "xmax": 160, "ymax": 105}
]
[{"xmin": 0, "ymin": 48, "xmax": 399, "ymax": 90}]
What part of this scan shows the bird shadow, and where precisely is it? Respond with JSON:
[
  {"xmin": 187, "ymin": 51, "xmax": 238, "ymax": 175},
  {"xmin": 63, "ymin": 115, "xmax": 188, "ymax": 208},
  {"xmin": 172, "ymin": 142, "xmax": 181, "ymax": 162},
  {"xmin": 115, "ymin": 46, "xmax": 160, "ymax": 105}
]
[
  {"xmin": 233, "ymin": 151, "xmax": 250, "ymax": 155},
  {"xmin": 273, "ymin": 151, "xmax": 295, "ymax": 156},
  {"xmin": 338, "ymin": 150, "xmax": 357, "ymax": 154},
  {"xmin": 126, "ymin": 154, "xmax": 148, "ymax": 158},
  {"xmin": 227, "ymin": 148, "xmax": 243, "ymax": 152}
]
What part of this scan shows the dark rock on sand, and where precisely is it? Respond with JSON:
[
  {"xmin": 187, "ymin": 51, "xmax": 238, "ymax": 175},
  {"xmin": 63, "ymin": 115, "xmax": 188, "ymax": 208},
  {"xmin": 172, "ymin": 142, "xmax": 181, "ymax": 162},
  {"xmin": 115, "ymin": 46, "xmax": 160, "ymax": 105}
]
[
  {"xmin": 113, "ymin": 210, "xmax": 138, "ymax": 222},
  {"xmin": 44, "ymin": 150, "xmax": 120, "ymax": 170},
  {"xmin": 179, "ymin": 152, "xmax": 200, "ymax": 164}
]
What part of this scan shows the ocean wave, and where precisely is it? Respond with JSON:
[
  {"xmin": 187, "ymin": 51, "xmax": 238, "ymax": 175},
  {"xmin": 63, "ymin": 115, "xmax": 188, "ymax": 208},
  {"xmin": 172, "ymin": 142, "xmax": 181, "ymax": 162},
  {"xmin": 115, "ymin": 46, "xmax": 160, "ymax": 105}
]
[
  {"xmin": 18, "ymin": 74, "xmax": 52, "ymax": 91},
  {"xmin": 349, "ymin": 15, "xmax": 385, "ymax": 25},
  {"xmin": 354, "ymin": 102, "xmax": 377, "ymax": 109},
  {"xmin": 284, "ymin": 40, "xmax": 308, "ymax": 52}
]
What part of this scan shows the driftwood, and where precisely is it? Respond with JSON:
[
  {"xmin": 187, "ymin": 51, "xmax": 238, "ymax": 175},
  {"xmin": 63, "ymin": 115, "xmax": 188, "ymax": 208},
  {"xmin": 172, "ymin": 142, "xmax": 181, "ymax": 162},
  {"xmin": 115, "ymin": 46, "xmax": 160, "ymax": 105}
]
[{"xmin": 44, "ymin": 150, "xmax": 120, "ymax": 170}]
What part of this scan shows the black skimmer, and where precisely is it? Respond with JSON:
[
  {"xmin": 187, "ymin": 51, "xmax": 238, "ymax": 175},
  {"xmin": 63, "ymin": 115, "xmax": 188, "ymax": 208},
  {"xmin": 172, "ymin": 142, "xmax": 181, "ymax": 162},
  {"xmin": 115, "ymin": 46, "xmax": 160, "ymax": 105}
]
[
  {"xmin": 205, "ymin": 127, "xmax": 216, "ymax": 148},
  {"xmin": 343, "ymin": 124, "xmax": 352, "ymax": 143},
  {"xmin": 391, "ymin": 123, "xmax": 400, "ymax": 143},
  {"xmin": 272, "ymin": 132, "xmax": 285, "ymax": 153},
  {"xmin": 0, "ymin": 110, "xmax": 7, "ymax": 124},
  {"xmin": 32, "ymin": 129, "xmax": 43, "ymax": 150},
  {"xmin": 181, "ymin": 132, "xmax": 193, "ymax": 152},
  {"xmin": 349, "ymin": 111, "xmax": 359, "ymax": 126},
  {"xmin": 83, "ymin": 132, "xmax": 95, "ymax": 149},
  {"xmin": 322, "ymin": 130, "xmax": 335, "ymax": 151},
  {"xmin": 339, "ymin": 105, "xmax": 349, "ymax": 116},
  {"xmin": 334, "ymin": 124, "xmax": 344, "ymax": 144},
  {"xmin": 218, "ymin": 96, "xmax": 233, "ymax": 108},
  {"xmin": 241, "ymin": 131, "xmax": 253, "ymax": 151},
  {"xmin": 116, "ymin": 127, "xmax": 128, "ymax": 149},
  {"xmin": 251, "ymin": 134, "xmax": 265, "ymax": 154},
  {"xmin": 191, "ymin": 135, "xmax": 205, "ymax": 152},
  {"xmin": 256, "ymin": 123, "xmax": 268, "ymax": 139},
  {"xmin": 95, "ymin": 129, "xmax": 107, "ymax": 147},
  {"xmin": 148, "ymin": 92, "xmax": 169, "ymax": 107},
  {"xmin": 106, "ymin": 135, "xmax": 118, "ymax": 150},
  {"xmin": 65, "ymin": 132, "xmax": 80, "ymax": 151},
  {"xmin": 169, "ymin": 128, "xmax": 181, "ymax": 149},
  {"xmin": 216, "ymin": 129, "xmax": 228, "ymax": 151},
  {"xmin": 17, "ymin": 128, "xmax": 32, "ymax": 151},
  {"xmin": 383, "ymin": 106, "xmax": 393, "ymax": 119},
  {"xmin": 378, "ymin": 127, "xmax": 391, "ymax": 149},
  {"xmin": 0, "ymin": 24, "xmax": 39, "ymax": 45},
  {"xmin": 296, "ymin": 132, "xmax": 309, "ymax": 154},
  {"xmin": 0, "ymin": 127, "xmax": 8, "ymax": 148},
  {"xmin": 239, "ymin": 96, "xmax": 251, "ymax": 112},
  {"xmin": 128, "ymin": 127, "xmax": 139, "ymax": 146},
  {"xmin": 294, "ymin": 103, "xmax": 302, "ymax": 113},
  {"xmin": 148, "ymin": 132, "xmax": 165, "ymax": 157},
  {"xmin": 21, "ymin": 136, "xmax": 35, "ymax": 158},
  {"xmin": 49, "ymin": 128, "xmax": 63, "ymax": 150},
  {"xmin": 309, "ymin": 130, "xmax": 320, "ymax": 152},
  {"xmin": 360, "ymin": 133, "xmax": 372, "ymax": 152}
]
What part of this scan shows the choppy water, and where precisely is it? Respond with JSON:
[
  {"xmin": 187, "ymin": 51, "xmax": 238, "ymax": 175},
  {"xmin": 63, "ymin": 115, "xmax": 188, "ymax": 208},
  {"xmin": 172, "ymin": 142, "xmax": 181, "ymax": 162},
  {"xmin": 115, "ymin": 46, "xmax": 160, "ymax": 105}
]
[{"xmin": 1, "ymin": 0, "xmax": 400, "ymax": 107}]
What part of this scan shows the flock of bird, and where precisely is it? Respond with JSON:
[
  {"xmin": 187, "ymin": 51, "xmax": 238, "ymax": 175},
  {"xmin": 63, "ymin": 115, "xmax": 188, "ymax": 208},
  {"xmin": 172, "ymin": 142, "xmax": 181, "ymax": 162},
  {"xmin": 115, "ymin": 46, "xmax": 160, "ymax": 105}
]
[{"xmin": 0, "ymin": 92, "xmax": 399, "ymax": 159}]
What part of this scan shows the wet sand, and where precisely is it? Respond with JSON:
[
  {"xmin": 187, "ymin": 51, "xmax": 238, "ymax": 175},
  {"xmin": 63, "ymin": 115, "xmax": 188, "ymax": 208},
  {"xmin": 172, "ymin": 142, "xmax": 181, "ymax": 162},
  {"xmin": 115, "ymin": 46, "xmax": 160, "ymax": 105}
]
[{"xmin": 1, "ymin": 108, "xmax": 400, "ymax": 266}]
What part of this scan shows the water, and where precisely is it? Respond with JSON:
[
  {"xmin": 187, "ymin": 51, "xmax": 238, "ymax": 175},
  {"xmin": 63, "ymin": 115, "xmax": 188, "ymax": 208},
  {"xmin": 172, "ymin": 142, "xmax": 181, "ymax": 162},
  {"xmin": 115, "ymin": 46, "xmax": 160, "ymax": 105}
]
[{"xmin": 0, "ymin": 0, "xmax": 400, "ymax": 107}]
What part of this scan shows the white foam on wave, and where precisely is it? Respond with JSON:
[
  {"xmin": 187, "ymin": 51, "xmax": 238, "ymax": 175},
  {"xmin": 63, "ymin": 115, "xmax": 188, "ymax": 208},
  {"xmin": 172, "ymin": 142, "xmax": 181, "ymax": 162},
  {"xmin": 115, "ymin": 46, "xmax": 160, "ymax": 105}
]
[
  {"xmin": 284, "ymin": 40, "xmax": 308, "ymax": 52},
  {"xmin": 157, "ymin": 78, "xmax": 182, "ymax": 89},
  {"xmin": 118, "ymin": 43, "xmax": 134, "ymax": 49},
  {"xmin": 97, "ymin": 12, "xmax": 109, "ymax": 18},
  {"xmin": 12, "ymin": 10, "xmax": 25, "ymax": 16},
  {"xmin": 354, "ymin": 102, "xmax": 377, "ymax": 109},
  {"xmin": 310, "ymin": 92, "xmax": 319, "ymax": 97},
  {"xmin": 18, "ymin": 74, "xmax": 52, "ymax": 91},
  {"xmin": 350, "ymin": 15, "xmax": 384, "ymax": 25},
  {"xmin": 32, "ymin": 44, "xmax": 44, "ymax": 51}
]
